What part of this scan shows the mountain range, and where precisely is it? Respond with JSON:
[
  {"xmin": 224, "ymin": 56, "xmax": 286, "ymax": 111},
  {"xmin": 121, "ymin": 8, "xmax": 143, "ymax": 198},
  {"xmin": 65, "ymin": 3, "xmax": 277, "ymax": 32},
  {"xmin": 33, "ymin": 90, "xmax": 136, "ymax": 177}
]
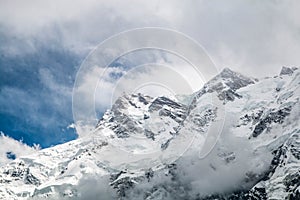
[{"xmin": 0, "ymin": 67, "xmax": 299, "ymax": 200}]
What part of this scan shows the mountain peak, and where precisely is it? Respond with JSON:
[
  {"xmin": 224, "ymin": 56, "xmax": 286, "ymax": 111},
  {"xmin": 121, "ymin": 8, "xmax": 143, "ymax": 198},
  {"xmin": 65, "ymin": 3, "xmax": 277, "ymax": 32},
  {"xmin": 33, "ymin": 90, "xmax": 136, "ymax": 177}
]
[
  {"xmin": 280, "ymin": 66, "xmax": 298, "ymax": 76},
  {"xmin": 219, "ymin": 67, "xmax": 237, "ymax": 77},
  {"xmin": 218, "ymin": 67, "xmax": 249, "ymax": 80},
  {"xmin": 192, "ymin": 67, "xmax": 255, "ymax": 104},
  {"xmin": 111, "ymin": 93, "xmax": 153, "ymax": 112},
  {"xmin": 208, "ymin": 67, "xmax": 254, "ymax": 91}
]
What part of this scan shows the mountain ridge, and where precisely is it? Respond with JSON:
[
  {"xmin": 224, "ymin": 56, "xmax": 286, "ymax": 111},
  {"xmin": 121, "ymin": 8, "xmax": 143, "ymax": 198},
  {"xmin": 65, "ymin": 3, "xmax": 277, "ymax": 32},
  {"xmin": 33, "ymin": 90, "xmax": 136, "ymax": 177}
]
[{"xmin": 0, "ymin": 66, "xmax": 299, "ymax": 200}]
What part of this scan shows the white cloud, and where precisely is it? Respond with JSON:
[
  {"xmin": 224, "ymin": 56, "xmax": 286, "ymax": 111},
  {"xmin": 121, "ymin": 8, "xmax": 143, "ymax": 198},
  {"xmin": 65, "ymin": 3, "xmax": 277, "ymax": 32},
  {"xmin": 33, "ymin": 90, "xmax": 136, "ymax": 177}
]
[
  {"xmin": 1, "ymin": 0, "xmax": 299, "ymax": 76},
  {"xmin": 126, "ymin": 115, "xmax": 273, "ymax": 199},
  {"xmin": 175, "ymin": 0, "xmax": 300, "ymax": 77},
  {"xmin": 0, "ymin": 132, "xmax": 39, "ymax": 166}
]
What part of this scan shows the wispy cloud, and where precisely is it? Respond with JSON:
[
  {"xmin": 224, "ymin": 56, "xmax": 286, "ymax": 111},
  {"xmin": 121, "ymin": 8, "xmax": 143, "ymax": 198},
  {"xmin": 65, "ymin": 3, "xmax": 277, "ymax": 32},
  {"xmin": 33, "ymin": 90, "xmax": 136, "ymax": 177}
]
[{"xmin": 0, "ymin": 66, "xmax": 76, "ymax": 146}]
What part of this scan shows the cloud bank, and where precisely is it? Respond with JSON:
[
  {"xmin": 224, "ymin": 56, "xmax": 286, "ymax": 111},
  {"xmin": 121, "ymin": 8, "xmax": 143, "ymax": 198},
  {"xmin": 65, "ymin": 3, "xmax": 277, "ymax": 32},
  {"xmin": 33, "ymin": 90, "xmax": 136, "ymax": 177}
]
[{"xmin": 0, "ymin": 0, "xmax": 300, "ymax": 148}]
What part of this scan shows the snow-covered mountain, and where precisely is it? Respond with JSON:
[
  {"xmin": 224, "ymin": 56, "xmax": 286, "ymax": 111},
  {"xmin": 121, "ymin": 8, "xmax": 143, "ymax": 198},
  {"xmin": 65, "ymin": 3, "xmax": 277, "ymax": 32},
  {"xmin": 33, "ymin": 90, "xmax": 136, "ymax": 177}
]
[{"xmin": 0, "ymin": 67, "xmax": 299, "ymax": 200}]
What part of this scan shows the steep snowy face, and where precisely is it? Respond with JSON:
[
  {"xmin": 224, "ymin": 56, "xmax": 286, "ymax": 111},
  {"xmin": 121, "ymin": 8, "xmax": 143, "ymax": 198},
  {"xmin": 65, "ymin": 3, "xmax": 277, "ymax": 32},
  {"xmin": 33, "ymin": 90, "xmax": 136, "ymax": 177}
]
[
  {"xmin": 0, "ymin": 67, "xmax": 299, "ymax": 200},
  {"xmin": 96, "ymin": 93, "xmax": 188, "ymax": 153},
  {"xmin": 231, "ymin": 67, "xmax": 299, "ymax": 141},
  {"xmin": 248, "ymin": 129, "xmax": 300, "ymax": 200},
  {"xmin": 96, "ymin": 93, "xmax": 154, "ymax": 138}
]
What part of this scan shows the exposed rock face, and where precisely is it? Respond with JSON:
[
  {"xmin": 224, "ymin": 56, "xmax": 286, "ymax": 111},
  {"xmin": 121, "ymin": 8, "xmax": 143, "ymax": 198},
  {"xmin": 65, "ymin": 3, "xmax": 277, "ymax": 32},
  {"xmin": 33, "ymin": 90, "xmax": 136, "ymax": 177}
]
[
  {"xmin": 1, "ymin": 161, "xmax": 40, "ymax": 186},
  {"xmin": 149, "ymin": 96, "xmax": 188, "ymax": 123},
  {"xmin": 280, "ymin": 66, "xmax": 297, "ymax": 76},
  {"xmin": 252, "ymin": 105, "xmax": 292, "ymax": 137}
]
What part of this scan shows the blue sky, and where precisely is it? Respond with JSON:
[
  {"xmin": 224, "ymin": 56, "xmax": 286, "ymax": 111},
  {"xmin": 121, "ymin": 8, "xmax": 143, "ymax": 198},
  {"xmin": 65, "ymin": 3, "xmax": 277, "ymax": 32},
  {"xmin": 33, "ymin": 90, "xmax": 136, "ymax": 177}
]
[
  {"xmin": 0, "ymin": 31, "xmax": 80, "ymax": 147},
  {"xmin": 0, "ymin": 0, "xmax": 300, "ymax": 149}
]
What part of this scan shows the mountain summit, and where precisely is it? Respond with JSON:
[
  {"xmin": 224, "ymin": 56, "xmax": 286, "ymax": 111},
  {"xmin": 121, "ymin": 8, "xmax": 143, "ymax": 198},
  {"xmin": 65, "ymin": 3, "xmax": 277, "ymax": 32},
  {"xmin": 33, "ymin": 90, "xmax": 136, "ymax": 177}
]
[{"xmin": 192, "ymin": 67, "xmax": 255, "ymax": 105}]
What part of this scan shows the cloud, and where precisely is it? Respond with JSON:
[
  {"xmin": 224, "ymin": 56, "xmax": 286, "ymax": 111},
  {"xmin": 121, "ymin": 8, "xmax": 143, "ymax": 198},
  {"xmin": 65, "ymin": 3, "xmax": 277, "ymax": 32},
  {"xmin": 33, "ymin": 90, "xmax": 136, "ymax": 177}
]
[
  {"xmin": 74, "ymin": 174, "xmax": 116, "ymax": 200},
  {"xmin": 0, "ymin": 0, "xmax": 176, "ymax": 57},
  {"xmin": 1, "ymin": 0, "xmax": 299, "ymax": 77},
  {"xmin": 175, "ymin": 0, "xmax": 300, "ymax": 77},
  {"xmin": 1, "ymin": 0, "xmax": 299, "ymax": 147},
  {"xmin": 0, "ymin": 132, "xmax": 39, "ymax": 166},
  {"xmin": 29, "ymin": 174, "xmax": 116, "ymax": 200},
  {"xmin": 125, "ymin": 113, "xmax": 273, "ymax": 199}
]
